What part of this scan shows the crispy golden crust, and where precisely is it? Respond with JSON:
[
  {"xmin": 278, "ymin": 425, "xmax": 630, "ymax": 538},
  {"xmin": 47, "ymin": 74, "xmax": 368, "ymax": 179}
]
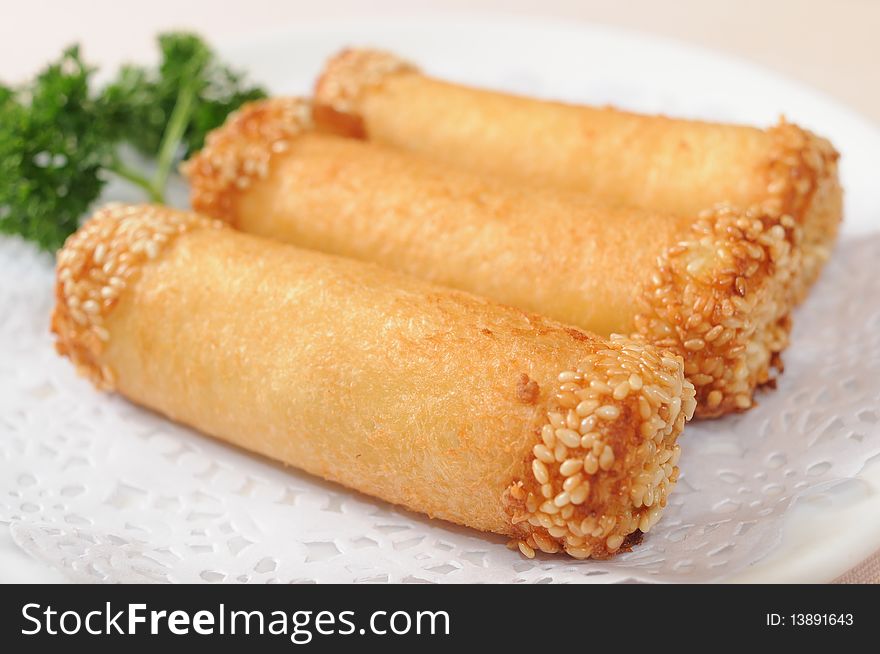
[
  {"xmin": 314, "ymin": 48, "xmax": 417, "ymax": 118},
  {"xmin": 313, "ymin": 49, "xmax": 842, "ymax": 300},
  {"xmin": 182, "ymin": 97, "xmax": 313, "ymax": 222},
  {"xmin": 51, "ymin": 204, "xmax": 224, "ymax": 388},
  {"xmin": 504, "ymin": 337, "xmax": 693, "ymax": 559},
  {"xmin": 52, "ymin": 204, "xmax": 694, "ymax": 559},
  {"xmin": 185, "ymin": 99, "xmax": 798, "ymax": 418},
  {"xmin": 762, "ymin": 120, "xmax": 842, "ymax": 296},
  {"xmin": 634, "ymin": 205, "xmax": 800, "ymax": 417}
]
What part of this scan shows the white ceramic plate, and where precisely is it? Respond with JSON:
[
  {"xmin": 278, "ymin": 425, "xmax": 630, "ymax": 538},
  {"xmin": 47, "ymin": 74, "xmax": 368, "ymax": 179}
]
[{"xmin": 2, "ymin": 15, "xmax": 879, "ymax": 583}]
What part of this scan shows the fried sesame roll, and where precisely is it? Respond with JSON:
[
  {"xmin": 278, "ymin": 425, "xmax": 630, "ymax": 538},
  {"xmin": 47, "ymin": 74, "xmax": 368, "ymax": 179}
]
[
  {"xmin": 51, "ymin": 203, "xmax": 695, "ymax": 559},
  {"xmin": 184, "ymin": 98, "xmax": 800, "ymax": 417},
  {"xmin": 313, "ymin": 48, "xmax": 842, "ymax": 298}
]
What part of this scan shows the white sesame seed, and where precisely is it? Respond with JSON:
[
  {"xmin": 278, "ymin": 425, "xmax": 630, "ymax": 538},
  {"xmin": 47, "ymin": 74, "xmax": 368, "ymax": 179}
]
[
  {"xmin": 81, "ymin": 300, "xmax": 99, "ymax": 314},
  {"xmin": 596, "ymin": 405, "xmax": 620, "ymax": 420},
  {"xmin": 599, "ymin": 446, "xmax": 615, "ymax": 470},
  {"xmin": 532, "ymin": 459, "xmax": 549, "ymax": 484},
  {"xmin": 559, "ymin": 459, "xmax": 583, "ymax": 477},
  {"xmin": 555, "ymin": 428, "xmax": 580, "ymax": 448},
  {"xmin": 533, "ymin": 444, "xmax": 555, "ymax": 464},
  {"xmin": 541, "ymin": 424, "xmax": 555, "ymax": 447},
  {"xmin": 553, "ymin": 492, "xmax": 570, "ymax": 507},
  {"xmin": 612, "ymin": 382, "xmax": 630, "ymax": 400},
  {"xmin": 606, "ymin": 534, "xmax": 624, "ymax": 551},
  {"xmin": 562, "ymin": 473, "xmax": 582, "ymax": 492},
  {"xmin": 517, "ymin": 542, "xmax": 535, "ymax": 558},
  {"xmin": 575, "ymin": 399, "xmax": 599, "ymax": 416},
  {"xmin": 584, "ymin": 454, "xmax": 599, "ymax": 475}
]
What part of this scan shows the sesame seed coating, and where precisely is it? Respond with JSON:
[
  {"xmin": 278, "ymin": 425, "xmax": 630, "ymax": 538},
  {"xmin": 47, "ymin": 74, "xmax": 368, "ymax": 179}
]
[
  {"xmin": 314, "ymin": 48, "xmax": 418, "ymax": 116},
  {"xmin": 633, "ymin": 204, "xmax": 800, "ymax": 418},
  {"xmin": 763, "ymin": 119, "xmax": 842, "ymax": 298},
  {"xmin": 186, "ymin": 100, "xmax": 804, "ymax": 418},
  {"xmin": 504, "ymin": 336, "xmax": 695, "ymax": 559},
  {"xmin": 51, "ymin": 203, "xmax": 225, "ymax": 388},
  {"xmin": 183, "ymin": 97, "xmax": 313, "ymax": 222}
]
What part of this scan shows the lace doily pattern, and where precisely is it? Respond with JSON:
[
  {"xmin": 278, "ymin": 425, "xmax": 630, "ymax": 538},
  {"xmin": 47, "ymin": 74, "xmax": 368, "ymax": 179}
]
[{"xmin": 1, "ymin": 230, "xmax": 878, "ymax": 583}]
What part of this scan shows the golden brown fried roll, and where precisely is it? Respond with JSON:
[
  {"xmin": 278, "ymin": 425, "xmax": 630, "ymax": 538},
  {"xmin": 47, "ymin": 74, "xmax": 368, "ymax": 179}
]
[
  {"xmin": 313, "ymin": 48, "xmax": 841, "ymax": 297},
  {"xmin": 51, "ymin": 203, "xmax": 695, "ymax": 559},
  {"xmin": 184, "ymin": 98, "xmax": 800, "ymax": 418}
]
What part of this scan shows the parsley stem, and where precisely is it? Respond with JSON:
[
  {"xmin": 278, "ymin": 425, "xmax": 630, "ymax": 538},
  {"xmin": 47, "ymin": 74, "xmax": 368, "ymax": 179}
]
[
  {"xmin": 106, "ymin": 160, "xmax": 164, "ymax": 203},
  {"xmin": 106, "ymin": 75, "xmax": 196, "ymax": 205},
  {"xmin": 151, "ymin": 79, "xmax": 196, "ymax": 198}
]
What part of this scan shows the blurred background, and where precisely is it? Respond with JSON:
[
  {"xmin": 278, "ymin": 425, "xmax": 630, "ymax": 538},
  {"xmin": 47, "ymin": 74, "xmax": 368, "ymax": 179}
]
[{"xmin": 1, "ymin": 0, "xmax": 878, "ymax": 123}]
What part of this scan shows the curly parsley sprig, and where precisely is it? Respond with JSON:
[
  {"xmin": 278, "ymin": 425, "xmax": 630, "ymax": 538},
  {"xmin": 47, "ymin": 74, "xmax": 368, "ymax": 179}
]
[{"xmin": 0, "ymin": 33, "xmax": 265, "ymax": 252}]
